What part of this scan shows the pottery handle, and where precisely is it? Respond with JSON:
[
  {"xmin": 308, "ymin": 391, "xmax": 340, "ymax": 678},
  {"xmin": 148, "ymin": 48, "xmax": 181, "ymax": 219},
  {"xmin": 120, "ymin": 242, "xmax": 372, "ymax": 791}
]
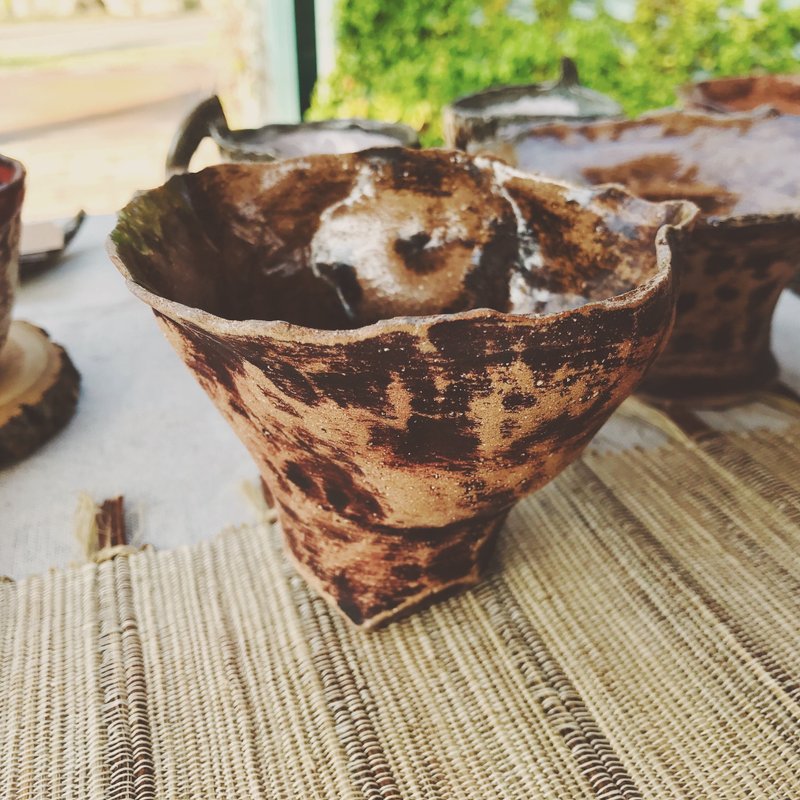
[
  {"xmin": 165, "ymin": 95, "xmax": 228, "ymax": 177},
  {"xmin": 557, "ymin": 57, "xmax": 580, "ymax": 88}
]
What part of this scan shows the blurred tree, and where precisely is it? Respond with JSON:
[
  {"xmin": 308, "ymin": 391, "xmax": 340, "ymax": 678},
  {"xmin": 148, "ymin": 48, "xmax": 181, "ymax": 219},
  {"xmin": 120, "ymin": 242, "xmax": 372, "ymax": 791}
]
[{"xmin": 308, "ymin": 0, "xmax": 800, "ymax": 143}]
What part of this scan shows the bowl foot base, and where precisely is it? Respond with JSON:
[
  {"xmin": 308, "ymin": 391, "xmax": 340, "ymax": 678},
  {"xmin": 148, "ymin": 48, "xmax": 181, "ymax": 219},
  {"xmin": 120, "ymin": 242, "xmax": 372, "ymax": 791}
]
[
  {"xmin": 279, "ymin": 508, "xmax": 510, "ymax": 630},
  {"xmin": 638, "ymin": 353, "xmax": 779, "ymax": 410}
]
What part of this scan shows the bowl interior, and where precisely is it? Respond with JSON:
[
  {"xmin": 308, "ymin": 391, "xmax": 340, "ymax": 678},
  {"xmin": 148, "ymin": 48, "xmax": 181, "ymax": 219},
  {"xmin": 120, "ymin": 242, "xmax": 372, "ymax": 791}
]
[
  {"xmin": 451, "ymin": 83, "xmax": 622, "ymax": 123},
  {"xmin": 217, "ymin": 122, "xmax": 417, "ymax": 160},
  {"xmin": 492, "ymin": 111, "xmax": 800, "ymax": 219},
  {"xmin": 112, "ymin": 149, "xmax": 679, "ymax": 330},
  {"xmin": 453, "ymin": 85, "xmax": 586, "ymax": 120}
]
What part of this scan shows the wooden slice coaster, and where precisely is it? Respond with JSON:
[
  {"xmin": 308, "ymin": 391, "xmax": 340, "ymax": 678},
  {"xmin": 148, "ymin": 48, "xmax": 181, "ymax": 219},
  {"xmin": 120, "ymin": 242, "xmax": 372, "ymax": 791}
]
[{"xmin": 0, "ymin": 321, "xmax": 80, "ymax": 467}]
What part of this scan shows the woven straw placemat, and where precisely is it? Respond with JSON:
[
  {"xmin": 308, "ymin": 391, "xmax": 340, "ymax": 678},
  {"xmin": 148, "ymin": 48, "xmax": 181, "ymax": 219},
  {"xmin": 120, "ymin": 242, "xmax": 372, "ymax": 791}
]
[{"xmin": 2, "ymin": 403, "xmax": 799, "ymax": 799}]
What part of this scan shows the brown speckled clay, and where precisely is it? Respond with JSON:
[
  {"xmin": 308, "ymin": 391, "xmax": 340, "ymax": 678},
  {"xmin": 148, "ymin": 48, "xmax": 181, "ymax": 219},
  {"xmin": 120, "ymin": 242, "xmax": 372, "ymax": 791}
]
[
  {"xmin": 109, "ymin": 148, "xmax": 695, "ymax": 627},
  {"xmin": 484, "ymin": 110, "xmax": 800, "ymax": 404},
  {"xmin": 681, "ymin": 73, "xmax": 800, "ymax": 114},
  {"xmin": 0, "ymin": 155, "xmax": 25, "ymax": 353}
]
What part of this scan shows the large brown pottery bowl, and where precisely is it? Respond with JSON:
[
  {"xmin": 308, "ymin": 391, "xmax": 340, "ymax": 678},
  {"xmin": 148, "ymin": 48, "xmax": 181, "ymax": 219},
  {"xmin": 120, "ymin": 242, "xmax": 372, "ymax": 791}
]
[
  {"xmin": 485, "ymin": 110, "xmax": 800, "ymax": 404},
  {"xmin": 680, "ymin": 73, "xmax": 800, "ymax": 114},
  {"xmin": 0, "ymin": 155, "xmax": 25, "ymax": 353},
  {"xmin": 108, "ymin": 148, "xmax": 695, "ymax": 628},
  {"xmin": 443, "ymin": 58, "xmax": 622, "ymax": 152}
]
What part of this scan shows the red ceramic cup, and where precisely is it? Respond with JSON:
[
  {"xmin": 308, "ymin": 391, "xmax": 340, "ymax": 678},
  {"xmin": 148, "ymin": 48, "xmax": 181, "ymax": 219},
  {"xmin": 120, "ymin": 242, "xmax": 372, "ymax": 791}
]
[{"xmin": 0, "ymin": 155, "xmax": 25, "ymax": 354}]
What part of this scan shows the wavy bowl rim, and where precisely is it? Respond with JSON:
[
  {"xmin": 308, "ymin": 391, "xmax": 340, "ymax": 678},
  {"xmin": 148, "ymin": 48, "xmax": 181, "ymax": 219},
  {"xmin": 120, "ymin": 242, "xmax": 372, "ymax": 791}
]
[
  {"xmin": 680, "ymin": 71, "xmax": 800, "ymax": 100},
  {"xmin": 107, "ymin": 151, "xmax": 698, "ymax": 345},
  {"xmin": 445, "ymin": 82, "xmax": 623, "ymax": 120},
  {"xmin": 212, "ymin": 117, "xmax": 421, "ymax": 152}
]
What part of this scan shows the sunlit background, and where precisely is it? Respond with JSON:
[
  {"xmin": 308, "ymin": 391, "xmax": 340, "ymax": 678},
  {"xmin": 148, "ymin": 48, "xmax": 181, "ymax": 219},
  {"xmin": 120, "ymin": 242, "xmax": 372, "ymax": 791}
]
[{"xmin": 2, "ymin": 0, "xmax": 798, "ymax": 220}]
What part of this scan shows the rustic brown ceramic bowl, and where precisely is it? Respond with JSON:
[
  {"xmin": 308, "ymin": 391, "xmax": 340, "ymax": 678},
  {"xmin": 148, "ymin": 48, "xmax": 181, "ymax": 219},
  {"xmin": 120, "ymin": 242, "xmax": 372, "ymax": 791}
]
[
  {"xmin": 680, "ymin": 73, "xmax": 800, "ymax": 298},
  {"xmin": 108, "ymin": 148, "xmax": 695, "ymax": 627},
  {"xmin": 485, "ymin": 110, "xmax": 800, "ymax": 404},
  {"xmin": 680, "ymin": 73, "xmax": 800, "ymax": 114},
  {"xmin": 444, "ymin": 58, "xmax": 622, "ymax": 152},
  {"xmin": 0, "ymin": 155, "xmax": 25, "ymax": 354}
]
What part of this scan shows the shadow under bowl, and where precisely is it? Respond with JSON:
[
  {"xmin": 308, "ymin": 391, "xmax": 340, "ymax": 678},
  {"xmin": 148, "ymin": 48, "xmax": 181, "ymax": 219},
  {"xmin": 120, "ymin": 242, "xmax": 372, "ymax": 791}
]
[
  {"xmin": 0, "ymin": 155, "xmax": 25, "ymax": 354},
  {"xmin": 109, "ymin": 147, "xmax": 695, "ymax": 627},
  {"xmin": 483, "ymin": 109, "xmax": 800, "ymax": 405}
]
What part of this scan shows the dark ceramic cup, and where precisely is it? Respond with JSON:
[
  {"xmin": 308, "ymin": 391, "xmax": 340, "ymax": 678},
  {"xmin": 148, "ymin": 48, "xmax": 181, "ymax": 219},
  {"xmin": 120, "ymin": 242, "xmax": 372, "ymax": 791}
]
[
  {"xmin": 443, "ymin": 58, "xmax": 622, "ymax": 152},
  {"xmin": 166, "ymin": 95, "xmax": 420, "ymax": 176},
  {"xmin": 0, "ymin": 155, "xmax": 25, "ymax": 353},
  {"xmin": 680, "ymin": 74, "xmax": 800, "ymax": 298},
  {"xmin": 483, "ymin": 110, "xmax": 800, "ymax": 404},
  {"xmin": 681, "ymin": 73, "xmax": 800, "ymax": 114},
  {"xmin": 109, "ymin": 148, "xmax": 696, "ymax": 627}
]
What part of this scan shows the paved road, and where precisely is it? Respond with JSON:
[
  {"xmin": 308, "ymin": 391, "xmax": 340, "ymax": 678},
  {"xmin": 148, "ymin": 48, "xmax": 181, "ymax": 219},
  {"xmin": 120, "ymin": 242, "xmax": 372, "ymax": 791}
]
[{"xmin": 0, "ymin": 13, "xmax": 218, "ymax": 219}]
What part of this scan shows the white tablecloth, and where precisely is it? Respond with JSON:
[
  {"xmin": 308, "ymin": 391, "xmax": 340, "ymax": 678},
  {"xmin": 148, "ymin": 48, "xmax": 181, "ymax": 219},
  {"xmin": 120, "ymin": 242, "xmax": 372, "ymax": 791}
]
[{"xmin": 2, "ymin": 215, "xmax": 799, "ymax": 579}]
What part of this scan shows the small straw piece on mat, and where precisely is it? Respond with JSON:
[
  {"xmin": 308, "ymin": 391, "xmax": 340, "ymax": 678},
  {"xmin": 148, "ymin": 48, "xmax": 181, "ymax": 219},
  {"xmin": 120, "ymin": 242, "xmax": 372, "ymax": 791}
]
[
  {"xmin": 240, "ymin": 478, "xmax": 280, "ymax": 523},
  {"xmin": 73, "ymin": 493, "xmax": 142, "ymax": 564}
]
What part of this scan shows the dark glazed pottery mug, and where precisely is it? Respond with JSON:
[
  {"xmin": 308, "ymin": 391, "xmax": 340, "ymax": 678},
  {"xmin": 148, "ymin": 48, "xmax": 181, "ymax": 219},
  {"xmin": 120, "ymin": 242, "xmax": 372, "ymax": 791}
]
[
  {"xmin": 166, "ymin": 95, "xmax": 420, "ymax": 176},
  {"xmin": 443, "ymin": 57, "xmax": 622, "ymax": 152},
  {"xmin": 680, "ymin": 73, "xmax": 800, "ymax": 114},
  {"xmin": 109, "ymin": 148, "xmax": 696, "ymax": 628},
  {"xmin": 484, "ymin": 110, "xmax": 800, "ymax": 404},
  {"xmin": 0, "ymin": 155, "xmax": 25, "ymax": 353},
  {"xmin": 680, "ymin": 73, "xmax": 800, "ymax": 298}
]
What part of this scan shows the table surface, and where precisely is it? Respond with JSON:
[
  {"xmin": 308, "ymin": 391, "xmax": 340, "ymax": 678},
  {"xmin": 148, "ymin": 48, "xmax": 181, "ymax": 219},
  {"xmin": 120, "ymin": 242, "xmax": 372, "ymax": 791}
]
[{"xmin": 3, "ymin": 215, "xmax": 800, "ymax": 579}]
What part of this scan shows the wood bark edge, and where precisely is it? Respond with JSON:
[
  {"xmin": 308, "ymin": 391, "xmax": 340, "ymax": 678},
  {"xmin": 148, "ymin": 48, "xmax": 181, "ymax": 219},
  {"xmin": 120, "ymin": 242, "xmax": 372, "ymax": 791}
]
[{"xmin": 0, "ymin": 321, "xmax": 80, "ymax": 467}]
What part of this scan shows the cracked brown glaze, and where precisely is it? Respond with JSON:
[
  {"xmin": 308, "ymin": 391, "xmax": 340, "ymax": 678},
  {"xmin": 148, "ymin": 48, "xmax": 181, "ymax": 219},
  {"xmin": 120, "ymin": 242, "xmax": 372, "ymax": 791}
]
[
  {"xmin": 0, "ymin": 155, "xmax": 25, "ymax": 354},
  {"xmin": 484, "ymin": 110, "xmax": 800, "ymax": 404},
  {"xmin": 109, "ymin": 148, "xmax": 695, "ymax": 627},
  {"xmin": 681, "ymin": 73, "xmax": 800, "ymax": 115}
]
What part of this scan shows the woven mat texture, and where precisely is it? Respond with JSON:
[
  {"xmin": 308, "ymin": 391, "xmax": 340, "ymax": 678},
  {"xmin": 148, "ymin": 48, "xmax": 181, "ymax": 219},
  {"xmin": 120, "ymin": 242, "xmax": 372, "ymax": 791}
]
[{"xmin": 2, "ymin": 411, "xmax": 800, "ymax": 799}]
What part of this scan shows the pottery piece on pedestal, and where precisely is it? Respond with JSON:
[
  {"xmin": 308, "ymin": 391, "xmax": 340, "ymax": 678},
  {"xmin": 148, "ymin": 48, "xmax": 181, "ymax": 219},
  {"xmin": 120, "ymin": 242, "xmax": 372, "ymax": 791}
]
[
  {"xmin": 166, "ymin": 95, "xmax": 420, "ymax": 176},
  {"xmin": 0, "ymin": 155, "xmax": 80, "ymax": 464},
  {"xmin": 109, "ymin": 148, "xmax": 696, "ymax": 627},
  {"xmin": 483, "ymin": 110, "xmax": 800, "ymax": 405},
  {"xmin": 443, "ymin": 58, "xmax": 622, "ymax": 152}
]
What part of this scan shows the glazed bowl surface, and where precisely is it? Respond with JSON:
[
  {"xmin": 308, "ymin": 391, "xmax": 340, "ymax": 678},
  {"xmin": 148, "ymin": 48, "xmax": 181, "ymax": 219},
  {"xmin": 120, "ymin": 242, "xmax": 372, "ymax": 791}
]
[
  {"xmin": 166, "ymin": 95, "xmax": 419, "ymax": 176},
  {"xmin": 0, "ymin": 155, "xmax": 25, "ymax": 354},
  {"xmin": 484, "ymin": 110, "xmax": 800, "ymax": 403},
  {"xmin": 443, "ymin": 58, "xmax": 622, "ymax": 152},
  {"xmin": 109, "ymin": 147, "xmax": 695, "ymax": 626}
]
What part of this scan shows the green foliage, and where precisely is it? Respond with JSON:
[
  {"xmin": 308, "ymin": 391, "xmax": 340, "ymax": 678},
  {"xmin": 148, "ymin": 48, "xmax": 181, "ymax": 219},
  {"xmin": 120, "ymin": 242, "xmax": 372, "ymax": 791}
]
[{"xmin": 308, "ymin": 0, "xmax": 800, "ymax": 144}]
